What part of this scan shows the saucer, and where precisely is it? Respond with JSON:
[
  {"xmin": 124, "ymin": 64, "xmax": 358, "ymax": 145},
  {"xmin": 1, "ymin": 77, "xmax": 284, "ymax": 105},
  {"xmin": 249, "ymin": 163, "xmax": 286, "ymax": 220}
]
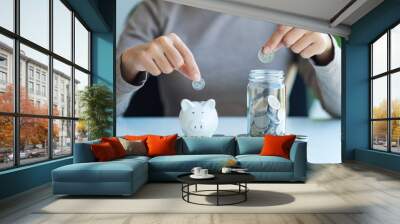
[{"xmin": 190, "ymin": 174, "xmax": 215, "ymax": 179}]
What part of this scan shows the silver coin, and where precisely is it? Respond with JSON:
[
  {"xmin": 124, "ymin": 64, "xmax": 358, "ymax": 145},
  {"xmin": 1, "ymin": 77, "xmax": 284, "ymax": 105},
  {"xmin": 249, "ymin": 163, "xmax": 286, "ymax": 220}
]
[
  {"xmin": 258, "ymin": 48, "xmax": 274, "ymax": 63},
  {"xmin": 192, "ymin": 78, "xmax": 205, "ymax": 91}
]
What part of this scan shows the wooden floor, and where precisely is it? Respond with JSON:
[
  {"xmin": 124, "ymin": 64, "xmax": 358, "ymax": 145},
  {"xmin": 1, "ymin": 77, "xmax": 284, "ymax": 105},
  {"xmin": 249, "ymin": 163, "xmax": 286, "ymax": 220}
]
[{"xmin": 1, "ymin": 162, "xmax": 400, "ymax": 224}]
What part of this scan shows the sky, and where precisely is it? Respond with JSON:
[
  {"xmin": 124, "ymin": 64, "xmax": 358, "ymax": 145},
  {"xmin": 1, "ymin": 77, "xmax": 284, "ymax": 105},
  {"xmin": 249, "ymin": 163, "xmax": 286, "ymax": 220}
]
[
  {"xmin": 372, "ymin": 31, "xmax": 400, "ymax": 107},
  {"xmin": 0, "ymin": 0, "xmax": 89, "ymax": 75}
]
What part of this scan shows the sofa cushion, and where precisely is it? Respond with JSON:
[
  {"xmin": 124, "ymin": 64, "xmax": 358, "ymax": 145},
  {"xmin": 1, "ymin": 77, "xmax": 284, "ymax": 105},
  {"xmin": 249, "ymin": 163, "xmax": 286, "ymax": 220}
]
[
  {"xmin": 179, "ymin": 137, "xmax": 236, "ymax": 155},
  {"xmin": 236, "ymin": 155, "xmax": 293, "ymax": 172},
  {"xmin": 115, "ymin": 155, "xmax": 150, "ymax": 163},
  {"xmin": 91, "ymin": 142, "xmax": 118, "ymax": 162},
  {"xmin": 260, "ymin": 135, "xmax": 296, "ymax": 159},
  {"xmin": 149, "ymin": 154, "xmax": 235, "ymax": 172},
  {"xmin": 53, "ymin": 158, "xmax": 147, "ymax": 183},
  {"xmin": 236, "ymin": 137, "xmax": 263, "ymax": 155},
  {"xmin": 101, "ymin": 137, "xmax": 127, "ymax": 158},
  {"xmin": 147, "ymin": 134, "xmax": 178, "ymax": 157},
  {"xmin": 118, "ymin": 138, "xmax": 147, "ymax": 156}
]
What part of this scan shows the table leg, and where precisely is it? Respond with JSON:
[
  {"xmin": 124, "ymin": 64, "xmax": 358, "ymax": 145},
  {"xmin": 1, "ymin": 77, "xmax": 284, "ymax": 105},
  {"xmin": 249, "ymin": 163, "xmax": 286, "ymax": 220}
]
[
  {"xmin": 217, "ymin": 184, "xmax": 219, "ymax": 206},
  {"xmin": 195, "ymin": 184, "xmax": 197, "ymax": 192},
  {"xmin": 187, "ymin": 184, "xmax": 190, "ymax": 202},
  {"xmin": 245, "ymin": 183, "xmax": 247, "ymax": 201}
]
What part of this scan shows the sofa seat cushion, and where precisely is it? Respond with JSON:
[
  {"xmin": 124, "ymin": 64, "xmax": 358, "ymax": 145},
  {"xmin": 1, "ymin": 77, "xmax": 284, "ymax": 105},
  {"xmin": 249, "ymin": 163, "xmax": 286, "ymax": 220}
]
[
  {"xmin": 116, "ymin": 155, "xmax": 150, "ymax": 163},
  {"xmin": 53, "ymin": 159, "xmax": 147, "ymax": 183},
  {"xmin": 178, "ymin": 137, "xmax": 236, "ymax": 155},
  {"xmin": 149, "ymin": 154, "xmax": 235, "ymax": 172},
  {"xmin": 236, "ymin": 155, "xmax": 293, "ymax": 172}
]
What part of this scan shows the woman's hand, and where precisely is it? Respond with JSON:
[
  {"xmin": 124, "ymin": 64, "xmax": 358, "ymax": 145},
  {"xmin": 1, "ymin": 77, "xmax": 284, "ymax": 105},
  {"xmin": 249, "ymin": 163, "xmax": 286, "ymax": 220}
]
[
  {"xmin": 263, "ymin": 25, "xmax": 334, "ymax": 65},
  {"xmin": 121, "ymin": 33, "xmax": 201, "ymax": 83}
]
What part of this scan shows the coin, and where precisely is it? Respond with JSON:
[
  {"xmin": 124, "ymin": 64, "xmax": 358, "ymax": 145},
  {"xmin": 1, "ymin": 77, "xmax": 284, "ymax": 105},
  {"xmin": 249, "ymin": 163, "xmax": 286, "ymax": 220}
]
[
  {"xmin": 258, "ymin": 48, "xmax": 274, "ymax": 63},
  {"xmin": 192, "ymin": 78, "xmax": 205, "ymax": 91}
]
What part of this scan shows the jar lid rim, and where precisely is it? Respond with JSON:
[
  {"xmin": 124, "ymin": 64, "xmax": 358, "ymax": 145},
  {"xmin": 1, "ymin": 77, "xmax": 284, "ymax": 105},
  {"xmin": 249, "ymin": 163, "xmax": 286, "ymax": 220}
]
[{"xmin": 249, "ymin": 69, "xmax": 284, "ymax": 80}]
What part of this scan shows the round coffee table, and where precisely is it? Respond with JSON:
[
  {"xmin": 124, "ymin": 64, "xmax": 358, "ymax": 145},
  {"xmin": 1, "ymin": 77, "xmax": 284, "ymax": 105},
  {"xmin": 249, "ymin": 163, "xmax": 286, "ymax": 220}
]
[{"xmin": 177, "ymin": 173, "xmax": 255, "ymax": 206}]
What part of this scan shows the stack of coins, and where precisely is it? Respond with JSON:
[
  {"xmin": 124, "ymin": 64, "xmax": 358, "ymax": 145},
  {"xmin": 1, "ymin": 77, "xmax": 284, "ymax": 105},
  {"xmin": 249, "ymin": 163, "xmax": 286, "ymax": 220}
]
[
  {"xmin": 264, "ymin": 95, "xmax": 281, "ymax": 135},
  {"xmin": 248, "ymin": 94, "xmax": 284, "ymax": 136}
]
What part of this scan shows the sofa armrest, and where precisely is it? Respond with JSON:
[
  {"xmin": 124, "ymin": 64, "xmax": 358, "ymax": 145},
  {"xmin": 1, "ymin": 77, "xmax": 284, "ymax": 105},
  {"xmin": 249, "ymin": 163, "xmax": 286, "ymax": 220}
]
[
  {"xmin": 73, "ymin": 140, "xmax": 99, "ymax": 163},
  {"xmin": 289, "ymin": 141, "xmax": 307, "ymax": 181}
]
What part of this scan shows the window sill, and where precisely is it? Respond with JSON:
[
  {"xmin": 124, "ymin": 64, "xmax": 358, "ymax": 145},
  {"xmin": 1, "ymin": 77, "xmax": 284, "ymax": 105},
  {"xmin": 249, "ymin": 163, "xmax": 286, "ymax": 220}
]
[{"xmin": 0, "ymin": 156, "xmax": 72, "ymax": 176}]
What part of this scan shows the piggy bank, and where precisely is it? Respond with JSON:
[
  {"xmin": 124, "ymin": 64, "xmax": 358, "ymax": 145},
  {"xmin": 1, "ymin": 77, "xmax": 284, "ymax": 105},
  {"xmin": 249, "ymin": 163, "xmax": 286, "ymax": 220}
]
[{"xmin": 179, "ymin": 99, "xmax": 218, "ymax": 137}]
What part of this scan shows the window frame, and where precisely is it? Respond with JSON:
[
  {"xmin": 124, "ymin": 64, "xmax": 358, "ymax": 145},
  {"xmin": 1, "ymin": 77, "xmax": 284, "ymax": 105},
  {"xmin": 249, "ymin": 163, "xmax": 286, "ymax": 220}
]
[
  {"xmin": 0, "ymin": 0, "xmax": 92, "ymax": 171},
  {"xmin": 369, "ymin": 20, "xmax": 400, "ymax": 154}
]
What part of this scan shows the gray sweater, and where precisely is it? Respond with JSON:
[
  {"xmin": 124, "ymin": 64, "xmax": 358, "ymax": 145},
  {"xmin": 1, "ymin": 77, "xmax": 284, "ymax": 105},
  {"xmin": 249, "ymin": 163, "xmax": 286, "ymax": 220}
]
[{"xmin": 117, "ymin": 0, "xmax": 341, "ymax": 117}]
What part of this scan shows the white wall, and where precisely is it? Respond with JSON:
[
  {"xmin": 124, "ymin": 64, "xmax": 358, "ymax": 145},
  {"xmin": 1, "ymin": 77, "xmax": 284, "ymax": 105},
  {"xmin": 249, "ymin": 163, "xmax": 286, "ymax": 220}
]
[{"xmin": 116, "ymin": 0, "xmax": 142, "ymax": 41}]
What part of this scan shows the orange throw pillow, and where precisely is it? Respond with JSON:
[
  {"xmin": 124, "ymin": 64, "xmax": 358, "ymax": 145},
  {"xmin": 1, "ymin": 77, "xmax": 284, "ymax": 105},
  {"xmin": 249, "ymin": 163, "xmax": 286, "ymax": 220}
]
[
  {"xmin": 260, "ymin": 134, "xmax": 296, "ymax": 159},
  {"xmin": 146, "ymin": 134, "xmax": 178, "ymax": 157},
  {"xmin": 101, "ymin": 137, "xmax": 127, "ymax": 158},
  {"xmin": 91, "ymin": 142, "xmax": 117, "ymax": 162},
  {"xmin": 124, "ymin": 135, "xmax": 149, "ymax": 141}
]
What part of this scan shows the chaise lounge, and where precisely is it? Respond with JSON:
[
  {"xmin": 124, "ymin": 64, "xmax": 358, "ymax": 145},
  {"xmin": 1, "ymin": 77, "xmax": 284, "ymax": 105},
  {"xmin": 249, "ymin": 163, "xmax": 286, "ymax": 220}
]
[{"xmin": 52, "ymin": 136, "xmax": 307, "ymax": 196}]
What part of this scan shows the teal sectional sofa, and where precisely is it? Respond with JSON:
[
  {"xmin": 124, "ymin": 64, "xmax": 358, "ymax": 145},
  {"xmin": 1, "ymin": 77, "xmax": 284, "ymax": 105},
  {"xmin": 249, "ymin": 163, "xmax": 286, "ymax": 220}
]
[{"xmin": 52, "ymin": 136, "xmax": 307, "ymax": 196}]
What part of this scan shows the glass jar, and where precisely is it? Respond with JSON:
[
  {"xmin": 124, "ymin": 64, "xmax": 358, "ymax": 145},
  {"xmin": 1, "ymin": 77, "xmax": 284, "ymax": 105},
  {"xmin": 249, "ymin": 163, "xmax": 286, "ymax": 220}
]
[{"xmin": 247, "ymin": 69, "xmax": 286, "ymax": 136}]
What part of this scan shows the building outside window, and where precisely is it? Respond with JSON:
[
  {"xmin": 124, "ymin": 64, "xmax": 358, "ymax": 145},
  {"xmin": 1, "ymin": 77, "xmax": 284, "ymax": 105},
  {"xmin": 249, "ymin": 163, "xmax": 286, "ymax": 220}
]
[
  {"xmin": 0, "ymin": 0, "xmax": 91, "ymax": 170},
  {"xmin": 28, "ymin": 81, "xmax": 34, "ymax": 94},
  {"xmin": 0, "ymin": 71, "xmax": 6, "ymax": 84},
  {"xmin": 370, "ymin": 22, "xmax": 400, "ymax": 154},
  {"xmin": 41, "ymin": 73, "xmax": 46, "ymax": 83},
  {"xmin": 41, "ymin": 85, "xmax": 46, "ymax": 97},
  {"xmin": 35, "ymin": 70, "xmax": 40, "ymax": 81},
  {"xmin": 0, "ymin": 54, "xmax": 7, "ymax": 67},
  {"xmin": 28, "ymin": 66, "xmax": 34, "ymax": 80},
  {"xmin": 0, "ymin": 54, "xmax": 7, "ymax": 89},
  {"xmin": 35, "ymin": 83, "xmax": 40, "ymax": 95}
]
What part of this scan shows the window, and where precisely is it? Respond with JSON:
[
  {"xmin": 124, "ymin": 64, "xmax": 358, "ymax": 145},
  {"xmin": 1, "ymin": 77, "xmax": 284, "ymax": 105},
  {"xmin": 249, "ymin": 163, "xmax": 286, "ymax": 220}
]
[
  {"xmin": 42, "ymin": 85, "xmax": 46, "ymax": 97},
  {"xmin": 0, "ymin": 0, "xmax": 14, "ymax": 32},
  {"xmin": 35, "ymin": 70, "xmax": 40, "ymax": 81},
  {"xmin": 35, "ymin": 83, "xmax": 40, "ymax": 95},
  {"xmin": 0, "ymin": 35, "xmax": 13, "ymax": 113},
  {"xmin": 0, "ymin": 71, "xmax": 6, "ymax": 85},
  {"xmin": 28, "ymin": 81, "xmax": 34, "ymax": 94},
  {"xmin": 0, "ymin": 0, "xmax": 91, "ymax": 170},
  {"xmin": 53, "ymin": 59, "xmax": 72, "ymax": 117},
  {"xmin": 53, "ymin": 0, "xmax": 72, "ymax": 60},
  {"xmin": 0, "ymin": 54, "xmax": 7, "ymax": 67},
  {"xmin": 20, "ymin": 0, "xmax": 49, "ymax": 49},
  {"xmin": 28, "ymin": 67, "xmax": 34, "ymax": 80},
  {"xmin": 74, "ymin": 18, "xmax": 90, "ymax": 70},
  {"xmin": 370, "ymin": 23, "xmax": 400, "ymax": 154}
]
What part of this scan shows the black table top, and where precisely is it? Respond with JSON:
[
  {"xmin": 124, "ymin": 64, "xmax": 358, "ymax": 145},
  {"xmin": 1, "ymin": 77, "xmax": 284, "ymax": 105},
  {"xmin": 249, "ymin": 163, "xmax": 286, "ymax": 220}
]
[{"xmin": 177, "ymin": 172, "xmax": 255, "ymax": 185}]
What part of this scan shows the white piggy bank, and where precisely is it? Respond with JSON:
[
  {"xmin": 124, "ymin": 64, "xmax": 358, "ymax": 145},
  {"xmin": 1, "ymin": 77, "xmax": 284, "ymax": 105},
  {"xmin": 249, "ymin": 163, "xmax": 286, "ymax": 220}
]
[{"xmin": 179, "ymin": 99, "xmax": 218, "ymax": 137}]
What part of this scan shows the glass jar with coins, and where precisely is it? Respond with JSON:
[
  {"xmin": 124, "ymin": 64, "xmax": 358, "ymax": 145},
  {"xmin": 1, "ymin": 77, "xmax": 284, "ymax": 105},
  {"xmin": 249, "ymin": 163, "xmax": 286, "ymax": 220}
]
[{"xmin": 247, "ymin": 69, "xmax": 286, "ymax": 136}]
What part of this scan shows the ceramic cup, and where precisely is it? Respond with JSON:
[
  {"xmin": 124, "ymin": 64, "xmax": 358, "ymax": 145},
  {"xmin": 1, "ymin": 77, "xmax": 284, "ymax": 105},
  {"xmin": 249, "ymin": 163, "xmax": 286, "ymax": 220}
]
[
  {"xmin": 199, "ymin": 169, "xmax": 208, "ymax": 176},
  {"xmin": 191, "ymin": 167, "xmax": 202, "ymax": 176},
  {"xmin": 221, "ymin": 167, "xmax": 232, "ymax": 174}
]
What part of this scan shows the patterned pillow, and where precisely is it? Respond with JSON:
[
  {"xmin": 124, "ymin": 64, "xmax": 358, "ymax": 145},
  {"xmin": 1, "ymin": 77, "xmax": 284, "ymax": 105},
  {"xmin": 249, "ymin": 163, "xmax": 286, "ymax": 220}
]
[{"xmin": 118, "ymin": 138, "xmax": 147, "ymax": 156}]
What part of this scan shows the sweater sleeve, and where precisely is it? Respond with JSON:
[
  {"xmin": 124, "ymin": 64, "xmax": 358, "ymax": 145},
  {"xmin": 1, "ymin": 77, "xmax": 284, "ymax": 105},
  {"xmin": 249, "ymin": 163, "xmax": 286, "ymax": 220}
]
[
  {"xmin": 298, "ymin": 35, "xmax": 341, "ymax": 118},
  {"xmin": 116, "ymin": 0, "xmax": 167, "ymax": 116}
]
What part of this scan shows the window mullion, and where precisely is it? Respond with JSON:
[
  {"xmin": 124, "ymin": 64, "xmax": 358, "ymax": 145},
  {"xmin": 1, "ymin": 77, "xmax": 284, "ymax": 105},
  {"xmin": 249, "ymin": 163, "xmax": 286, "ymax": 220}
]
[
  {"xmin": 388, "ymin": 30, "xmax": 391, "ymax": 153},
  {"xmin": 49, "ymin": 0, "xmax": 54, "ymax": 160},
  {"xmin": 71, "ymin": 10, "xmax": 76, "ymax": 155},
  {"xmin": 370, "ymin": 45, "xmax": 373, "ymax": 150},
  {"xmin": 13, "ymin": 0, "xmax": 20, "ymax": 167}
]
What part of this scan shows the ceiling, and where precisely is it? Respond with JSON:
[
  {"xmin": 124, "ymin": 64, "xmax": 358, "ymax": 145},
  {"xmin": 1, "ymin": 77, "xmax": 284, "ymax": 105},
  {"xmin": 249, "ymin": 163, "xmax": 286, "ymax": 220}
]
[{"xmin": 164, "ymin": 0, "xmax": 384, "ymax": 38}]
